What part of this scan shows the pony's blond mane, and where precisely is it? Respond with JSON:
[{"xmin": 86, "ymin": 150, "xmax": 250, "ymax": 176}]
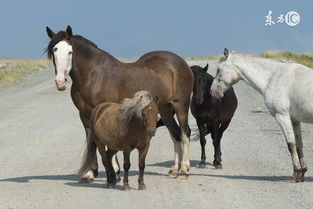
[{"xmin": 119, "ymin": 90, "xmax": 153, "ymax": 126}]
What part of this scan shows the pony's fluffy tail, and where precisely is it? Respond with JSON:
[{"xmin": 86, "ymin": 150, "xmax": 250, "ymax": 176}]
[
  {"xmin": 78, "ymin": 134, "xmax": 97, "ymax": 176},
  {"xmin": 191, "ymin": 124, "xmax": 211, "ymax": 141}
]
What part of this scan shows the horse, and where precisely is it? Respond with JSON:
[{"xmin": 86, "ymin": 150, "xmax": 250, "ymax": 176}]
[
  {"xmin": 79, "ymin": 91, "xmax": 158, "ymax": 190},
  {"xmin": 190, "ymin": 64, "xmax": 237, "ymax": 169},
  {"xmin": 45, "ymin": 26, "xmax": 194, "ymax": 180},
  {"xmin": 211, "ymin": 48, "xmax": 312, "ymax": 183}
]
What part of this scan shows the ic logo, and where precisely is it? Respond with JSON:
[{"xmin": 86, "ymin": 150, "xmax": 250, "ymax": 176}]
[{"xmin": 285, "ymin": 11, "xmax": 300, "ymax": 27}]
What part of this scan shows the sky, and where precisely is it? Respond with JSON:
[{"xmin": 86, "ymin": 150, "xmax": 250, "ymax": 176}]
[{"xmin": 0, "ymin": 0, "xmax": 312, "ymax": 58}]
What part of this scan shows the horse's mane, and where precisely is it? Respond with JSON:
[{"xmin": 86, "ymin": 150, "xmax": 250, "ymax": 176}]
[
  {"xmin": 119, "ymin": 91, "xmax": 153, "ymax": 126},
  {"xmin": 45, "ymin": 31, "xmax": 105, "ymax": 59}
]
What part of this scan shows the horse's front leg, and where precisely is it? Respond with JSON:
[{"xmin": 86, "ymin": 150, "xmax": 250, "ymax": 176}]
[
  {"xmin": 275, "ymin": 114, "xmax": 302, "ymax": 183},
  {"xmin": 196, "ymin": 120, "xmax": 207, "ymax": 168},
  {"xmin": 138, "ymin": 141, "xmax": 150, "ymax": 190},
  {"xmin": 211, "ymin": 123, "xmax": 222, "ymax": 169},
  {"xmin": 123, "ymin": 151, "xmax": 131, "ymax": 190}
]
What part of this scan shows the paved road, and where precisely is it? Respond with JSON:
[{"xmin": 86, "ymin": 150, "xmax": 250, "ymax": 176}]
[{"xmin": 1, "ymin": 60, "xmax": 313, "ymax": 209}]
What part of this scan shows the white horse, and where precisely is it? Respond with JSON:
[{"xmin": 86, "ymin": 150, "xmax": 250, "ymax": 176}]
[{"xmin": 211, "ymin": 48, "xmax": 313, "ymax": 183}]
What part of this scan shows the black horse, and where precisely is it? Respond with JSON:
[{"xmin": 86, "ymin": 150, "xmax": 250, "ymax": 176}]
[{"xmin": 191, "ymin": 64, "xmax": 237, "ymax": 168}]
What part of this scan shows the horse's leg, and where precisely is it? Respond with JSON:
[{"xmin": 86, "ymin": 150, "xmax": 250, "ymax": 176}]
[
  {"xmin": 196, "ymin": 120, "xmax": 206, "ymax": 168},
  {"xmin": 292, "ymin": 121, "xmax": 307, "ymax": 182},
  {"xmin": 138, "ymin": 142, "xmax": 150, "ymax": 190},
  {"xmin": 112, "ymin": 154, "xmax": 121, "ymax": 182},
  {"xmin": 158, "ymin": 104, "xmax": 182, "ymax": 178},
  {"xmin": 79, "ymin": 113, "xmax": 98, "ymax": 181},
  {"xmin": 123, "ymin": 151, "xmax": 131, "ymax": 190},
  {"xmin": 96, "ymin": 143, "xmax": 111, "ymax": 188},
  {"xmin": 211, "ymin": 122, "xmax": 222, "ymax": 169},
  {"xmin": 106, "ymin": 149, "xmax": 118, "ymax": 188},
  {"xmin": 172, "ymin": 102, "xmax": 191, "ymax": 178},
  {"xmin": 275, "ymin": 114, "xmax": 302, "ymax": 183},
  {"xmin": 213, "ymin": 119, "xmax": 231, "ymax": 169}
]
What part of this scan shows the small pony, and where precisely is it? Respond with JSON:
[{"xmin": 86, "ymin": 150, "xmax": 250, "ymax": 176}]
[
  {"xmin": 79, "ymin": 91, "xmax": 159, "ymax": 190},
  {"xmin": 191, "ymin": 64, "xmax": 237, "ymax": 168}
]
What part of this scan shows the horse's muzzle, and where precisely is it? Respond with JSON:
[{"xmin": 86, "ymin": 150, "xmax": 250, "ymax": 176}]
[
  {"xmin": 55, "ymin": 80, "xmax": 67, "ymax": 91},
  {"xmin": 147, "ymin": 129, "xmax": 156, "ymax": 137}
]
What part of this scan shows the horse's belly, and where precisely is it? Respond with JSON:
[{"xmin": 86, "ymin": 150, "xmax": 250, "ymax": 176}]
[{"xmin": 290, "ymin": 103, "xmax": 313, "ymax": 123}]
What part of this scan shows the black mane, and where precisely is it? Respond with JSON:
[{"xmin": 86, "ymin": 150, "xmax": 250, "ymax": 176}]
[{"xmin": 46, "ymin": 31, "xmax": 98, "ymax": 59}]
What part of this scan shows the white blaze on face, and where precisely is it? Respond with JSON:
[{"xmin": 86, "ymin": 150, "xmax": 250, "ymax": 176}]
[{"xmin": 53, "ymin": 41, "xmax": 73, "ymax": 82}]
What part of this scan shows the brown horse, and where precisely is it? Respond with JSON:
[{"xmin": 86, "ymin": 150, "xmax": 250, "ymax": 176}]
[
  {"xmin": 79, "ymin": 91, "xmax": 158, "ymax": 190},
  {"xmin": 191, "ymin": 64, "xmax": 237, "ymax": 169},
  {"xmin": 45, "ymin": 26, "xmax": 194, "ymax": 180}
]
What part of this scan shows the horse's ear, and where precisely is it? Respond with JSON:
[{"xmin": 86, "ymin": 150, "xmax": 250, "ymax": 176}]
[
  {"xmin": 153, "ymin": 96, "xmax": 159, "ymax": 103},
  {"xmin": 223, "ymin": 48, "xmax": 229, "ymax": 59},
  {"xmin": 65, "ymin": 25, "xmax": 73, "ymax": 40},
  {"xmin": 46, "ymin": 26, "xmax": 56, "ymax": 39},
  {"xmin": 203, "ymin": 64, "xmax": 209, "ymax": 73}
]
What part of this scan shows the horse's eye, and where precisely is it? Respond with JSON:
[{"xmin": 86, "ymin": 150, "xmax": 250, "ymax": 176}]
[
  {"xmin": 68, "ymin": 51, "xmax": 72, "ymax": 55},
  {"xmin": 148, "ymin": 107, "xmax": 152, "ymax": 110},
  {"xmin": 53, "ymin": 48, "xmax": 57, "ymax": 52}
]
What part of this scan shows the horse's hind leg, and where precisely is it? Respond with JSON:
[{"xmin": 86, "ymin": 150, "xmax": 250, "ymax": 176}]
[
  {"xmin": 96, "ymin": 143, "xmax": 112, "ymax": 188},
  {"xmin": 172, "ymin": 101, "xmax": 191, "ymax": 178},
  {"xmin": 292, "ymin": 121, "xmax": 307, "ymax": 182},
  {"xmin": 106, "ymin": 149, "xmax": 118, "ymax": 188},
  {"xmin": 158, "ymin": 104, "xmax": 182, "ymax": 178},
  {"xmin": 79, "ymin": 112, "xmax": 98, "ymax": 179},
  {"xmin": 112, "ymin": 154, "xmax": 121, "ymax": 182},
  {"xmin": 138, "ymin": 142, "xmax": 150, "ymax": 190},
  {"xmin": 196, "ymin": 120, "xmax": 207, "ymax": 168},
  {"xmin": 123, "ymin": 151, "xmax": 131, "ymax": 190},
  {"xmin": 275, "ymin": 114, "xmax": 302, "ymax": 183}
]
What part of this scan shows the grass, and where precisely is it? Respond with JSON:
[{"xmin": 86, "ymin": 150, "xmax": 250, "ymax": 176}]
[
  {"xmin": 261, "ymin": 50, "xmax": 313, "ymax": 68},
  {"xmin": 0, "ymin": 58, "xmax": 51, "ymax": 87},
  {"xmin": 185, "ymin": 56, "xmax": 217, "ymax": 61}
]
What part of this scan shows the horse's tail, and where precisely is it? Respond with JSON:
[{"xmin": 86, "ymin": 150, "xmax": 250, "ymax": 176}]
[
  {"xmin": 191, "ymin": 124, "xmax": 211, "ymax": 141},
  {"xmin": 78, "ymin": 133, "xmax": 97, "ymax": 176}
]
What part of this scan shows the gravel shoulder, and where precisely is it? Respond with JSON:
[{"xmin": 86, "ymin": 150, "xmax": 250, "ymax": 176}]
[{"xmin": 0, "ymin": 61, "xmax": 313, "ymax": 209}]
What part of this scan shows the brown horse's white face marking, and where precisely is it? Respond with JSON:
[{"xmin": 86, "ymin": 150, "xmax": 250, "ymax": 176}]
[{"xmin": 53, "ymin": 41, "xmax": 73, "ymax": 91}]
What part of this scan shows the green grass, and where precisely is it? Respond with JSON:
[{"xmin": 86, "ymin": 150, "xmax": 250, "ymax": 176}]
[
  {"xmin": 261, "ymin": 51, "xmax": 313, "ymax": 68},
  {"xmin": 0, "ymin": 58, "xmax": 51, "ymax": 87},
  {"xmin": 185, "ymin": 56, "xmax": 217, "ymax": 61}
]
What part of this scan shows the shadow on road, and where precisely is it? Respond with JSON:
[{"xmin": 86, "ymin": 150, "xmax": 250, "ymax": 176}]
[
  {"xmin": 147, "ymin": 160, "xmax": 211, "ymax": 168},
  {"xmin": 0, "ymin": 170, "xmax": 165, "ymax": 183}
]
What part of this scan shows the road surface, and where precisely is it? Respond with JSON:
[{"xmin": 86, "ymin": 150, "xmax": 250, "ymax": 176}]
[{"xmin": 1, "ymin": 60, "xmax": 313, "ymax": 209}]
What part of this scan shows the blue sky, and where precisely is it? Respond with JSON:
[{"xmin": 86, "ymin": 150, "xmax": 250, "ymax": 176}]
[{"xmin": 0, "ymin": 0, "xmax": 312, "ymax": 58}]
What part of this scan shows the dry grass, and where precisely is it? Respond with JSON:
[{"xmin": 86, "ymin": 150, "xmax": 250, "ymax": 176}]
[
  {"xmin": 261, "ymin": 50, "xmax": 313, "ymax": 68},
  {"xmin": 185, "ymin": 56, "xmax": 217, "ymax": 61},
  {"xmin": 0, "ymin": 58, "xmax": 51, "ymax": 87}
]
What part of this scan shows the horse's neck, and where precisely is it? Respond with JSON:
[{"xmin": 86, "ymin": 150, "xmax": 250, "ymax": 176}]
[
  {"xmin": 70, "ymin": 41, "xmax": 119, "ymax": 84},
  {"xmin": 233, "ymin": 56, "xmax": 273, "ymax": 95}
]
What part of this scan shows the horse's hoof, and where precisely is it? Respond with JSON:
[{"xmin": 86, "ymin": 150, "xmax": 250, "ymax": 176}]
[
  {"xmin": 198, "ymin": 163, "xmax": 207, "ymax": 168},
  {"xmin": 107, "ymin": 183, "xmax": 116, "ymax": 189},
  {"xmin": 138, "ymin": 184, "xmax": 147, "ymax": 190},
  {"xmin": 79, "ymin": 178, "xmax": 94, "ymax": 183},
  {"xmin": 169, "ymin": 168, "xmax": 178, "ymax": 178},
  {"xmin": 289, "ymin": 177, "xmax": 299, "ymax": 183},
  {"xmin": 92, "ymin": 169, "xmax": 99, "ymax": 178},
  {"xmin": 214, "ymin": 164, "xmax": 223, "ymax": 169},
  {"xmin": 123, "ymin": 184, "xmax": 130, "ymax": 191}
]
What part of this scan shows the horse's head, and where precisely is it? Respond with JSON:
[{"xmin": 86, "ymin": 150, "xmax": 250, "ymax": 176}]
[
  {"xmin": 191, "ymin": 64, "xmax": 211, "ymax": 105},
  {"xmin": 211, "ymin": 48, "xmax": 240, "ymax": 99},
  {"xmin": 46, "ymin": 26, "xmax": 73, "ymax": 91},
  {"xmin": 141, "ymin": 96, "xmax": 159, "ymax": 137}
]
